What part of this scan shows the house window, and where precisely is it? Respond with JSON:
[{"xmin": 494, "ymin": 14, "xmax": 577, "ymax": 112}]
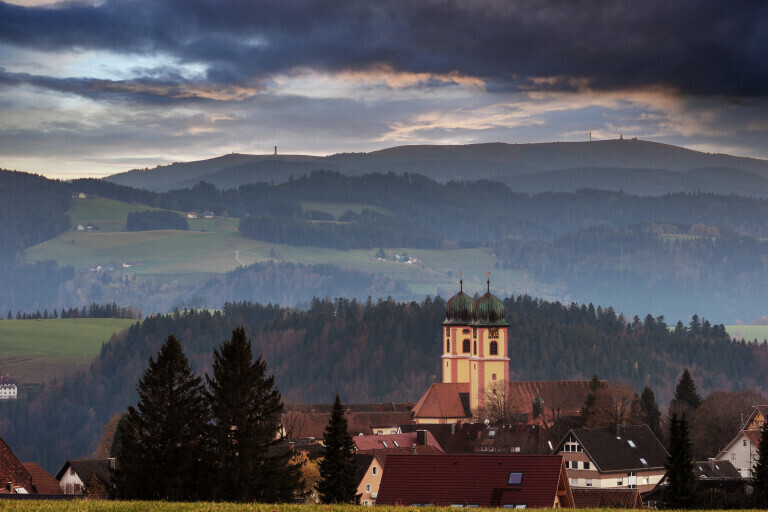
[
  {"xmin": 586, "ymin": 479, "xmax": 592, "ymax": 487},
  {"xmin": 584, "ymin": 462, "xmax": 590, "ymax": 470},
  {"xmin": 376, "ymin": 430, "xmax": 383, "ymax": 435},
  {"xmin": 373, "ymin": 467, "xmax": 377, "ymax": 475},
  {"xmin": 492, "ymin": 373, "xmax": 497, "ymax": 381},
  {"xmin": 463, "ymin": 340, "xmax": 470, "ymax": 353},
  {"xmin": 366, "ymin": 484, "xmax": 371, "ymax": 492},
  {"xmin": 564, "ymin": 461, "xmax": 569, "ymax": 469},
  {"xmin": 643, "ymin": 477, "xmax": 649, "ymax": 485},
  {"xmin": 508, "ymin": 472, "xmax": 523, "ymax": 485},
  {"xmin": 363, "ymin": 501, "xmax": 369, "ymax": 506},
  {"xmin": 490, "ymin": 341, "xmax": 498, "ymax": 355},
  {"xmin": 446, "ymin": 340, "xmax": 450, "ymax": 352},
  {"xmin": 617, "ymin": 478, "xmax": 623, "ymax": 486},
  {"xmin": 744, "ymin": 439, "xmax": 748, "ymax": 446},
  {"xmin": 732, "ymin": 453, "xmax": 737, "ymax": 461}
]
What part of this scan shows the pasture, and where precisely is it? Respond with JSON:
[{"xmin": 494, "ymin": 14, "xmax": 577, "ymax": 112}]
[{"xmin": 0, "ymin": 318, "xmax": 136, "ymax": 386}]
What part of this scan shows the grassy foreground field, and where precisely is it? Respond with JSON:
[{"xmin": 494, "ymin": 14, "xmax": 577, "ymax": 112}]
[
  {"xmin": 0, "ymin": 318, "xmax": 136, "ymax": 386},
  {"xmin": 0, "ymin": 504, "xmax": 761, "ymax": 512}
]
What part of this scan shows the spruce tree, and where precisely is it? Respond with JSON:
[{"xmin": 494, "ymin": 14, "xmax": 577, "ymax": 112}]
[
  {"xmin": 318, "ymin": 394, "xmax": 358, "ymax": 504},
  {"xmin": 112, "ymin": 335, "xmax": 210, "ymax": 500},
  {"xmin": 674, "ymin": 369, "xmax": 703, "ymax": 409},
  {"xmin": 640, "ymin": 386, "xmax": 664, "ymax": 443},
  {"xmin": 581, "ymin": 374, "xmax": 601, "ymax": 417},
  {"xmin": 205, "ymin": 327, "xmax": 301, "ymax": 502},
  {"xmin": 752, "ymin": 421, "xmax": 768, "ymax": 507},
  {"xmin": 663, "ymin": 413, "xmax": 697, "ymax": 508}
]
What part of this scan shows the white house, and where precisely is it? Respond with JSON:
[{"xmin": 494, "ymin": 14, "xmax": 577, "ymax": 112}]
[
  {"xmin": 715, "ymin": 405, "xmax": 766, "ymax": 478},
  {"xmin": 55, "ymin": 458, "xmax": 116, "ymax": 495},
  {"xmin": 0, "ymin": 376, "xmax": 17, "ymax": 400}
]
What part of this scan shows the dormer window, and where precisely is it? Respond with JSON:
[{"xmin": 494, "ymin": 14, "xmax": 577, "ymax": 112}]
[
  {"xmin": 508, "ymin": 472, "xmax": 523, "ymax": 485},
  {"xmin": 640, "ymin": 458, "xmax": 647, "ymax": 466},
  {"xmin": 627, "ymin": 440, "xmax": 636, "ymax": 448}
]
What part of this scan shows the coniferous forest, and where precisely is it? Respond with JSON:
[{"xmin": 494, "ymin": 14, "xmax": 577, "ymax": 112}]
[{"xmin": 1, "ymin": 295, "xmax": 765, "ymax": 472}]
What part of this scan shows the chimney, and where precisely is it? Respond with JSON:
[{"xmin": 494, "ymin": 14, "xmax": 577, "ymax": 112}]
[
  {"xmin": 416, "ymin": 430, "xmax": 427, "ymax": 446},
  {"xmin": 616, "ymin": 423, "xmax": 621, "ymax": 439},
  {"xmin": 709, "ymin": 458, "xmax": 715, "ymax": 472},
  {"xmin": 451, "ymin": 423, "xmax": 456, "ymax": 435},
  {"xmin": 411, "ymin": 443, "xmax": 417, "ymax": 454}
]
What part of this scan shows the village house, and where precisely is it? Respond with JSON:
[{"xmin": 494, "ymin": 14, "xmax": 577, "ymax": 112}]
[
  {"xmin": 715, "ymin": 405, "xmax": 767, "ymax": 478},
  {"xmin": 376, "ymin": 454, "xmax": 574, "ymax": 508},
  {"xmin": 355, "ymin": 453, "xmax": 382, "ymax": 506},
  {"xmin": 552, "ymin": 424, "xmax": 667, "ymax": 493},
  {"xmin": 0, "ymin": 436, "xmax": 61, "ymax": 495},
  {"xmin": 55, "ymin": 458, "xmax": 116, "ymax": 495}
]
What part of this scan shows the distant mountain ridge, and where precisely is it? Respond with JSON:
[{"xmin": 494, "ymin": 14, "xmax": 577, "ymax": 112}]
[{"xmin": 106, "ymin": 139, "xmax": 768, "ymax": 193}]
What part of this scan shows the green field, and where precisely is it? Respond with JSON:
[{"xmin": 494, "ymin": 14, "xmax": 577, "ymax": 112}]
[
  {"xmin": 68, "ymin": 197, "xmax": 165, "ymax": 232},
  {"xmin": 0, "ymin": 504, "xmax": 757, "ymax": 512},
  {"xmin": 0, "ymin": 318, "xmax": 136, "ymax": 386},
  {"xmin": 726, "ymin": 325, "xmax": 768, "ymax": 342}
]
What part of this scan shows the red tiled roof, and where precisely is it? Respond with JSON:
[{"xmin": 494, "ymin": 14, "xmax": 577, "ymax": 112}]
[
  {"xmin": 571, "ymin": 488, "xmax": 642, "ymax": 508},
  {"xmin": 744, "ymin": 429, "xmax": 763, "ymax": 446},
  {"xmin": 22, "ymin": 463, "xmax": 62, "ymax": 494},
  {"xmin": 353, "ymin": 431, "xmax": 443, "ymax": 452},
  {"xmin": 400, "ymin": 423, "xmax": 487, "ymax": 454},
  {"xmin": 412, "ymin": 383, "xmax": 471, "ymax": 419},
  {"xmin": 376, "ymin": 454, "xmax": 568, "ymax": 508},
  {"xmin": 0, "ymin": 437, "xmax": 32, "ymax": 493},
  {"xmin": 362, "ymin": 446, "xmax": 445, "ymax": 466},
  {"xmin": 508, "ymin": 380, "xmax": 594, "ymax": 418},
  {"xmin": 283, "ymin": 410, "xmax": 414, "ymax": 439}
]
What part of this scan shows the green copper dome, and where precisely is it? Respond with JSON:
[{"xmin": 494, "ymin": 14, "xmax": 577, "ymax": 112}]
[
  {"xmin": 445, "ymin": 279, "xmax": 475, "ymax": 324},
  {"xmin": 474, "ymin": 277, "xmax": 508, "ymax": 326}
]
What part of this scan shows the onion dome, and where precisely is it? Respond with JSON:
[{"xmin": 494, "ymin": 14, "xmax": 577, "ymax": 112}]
[
  {"xmin": 445, "ymin": 278, "xmax": 475, "ymax": 324},
  {"xmin": 474, "ymin": 276, "xmax": 508, "ymax": 326}
]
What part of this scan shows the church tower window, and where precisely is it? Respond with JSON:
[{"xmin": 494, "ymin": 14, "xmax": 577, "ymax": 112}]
[
  {"xmin": 473, "ymin": 341, "xmax": 477, "ymax": 355},
  {"xmin": 446, "ymin": 340, "xmax": 450, "ymax": 352},
  {"xmin": 490, "ymin": 341, "xmax": 498, "ymax": 355},
  {"xmin": 463, "ymin": 340, "xmax": 470, "ymax": 353}
]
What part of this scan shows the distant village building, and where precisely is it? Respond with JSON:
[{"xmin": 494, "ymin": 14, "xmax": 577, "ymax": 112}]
[
  {"xmin": 0, "ymin": 375, "xmax": 18, "ymax": 399},
  {"xmin": 55, "ymin": 458, "xmax": 116, "ymax": 495},
  {"xmin": 187, "ymin": 211, "xmax": 198, "ymax": 219}
]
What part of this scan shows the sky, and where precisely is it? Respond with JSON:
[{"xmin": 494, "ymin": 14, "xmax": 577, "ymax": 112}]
[{"xmin": 1, "ymin": 0, "xmax": 767, "ymax": 179}]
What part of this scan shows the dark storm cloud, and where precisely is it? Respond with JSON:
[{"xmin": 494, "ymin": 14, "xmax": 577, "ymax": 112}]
[{"xmin": 1, "ymin": 0, "xmax": 766, "ymax": 96}]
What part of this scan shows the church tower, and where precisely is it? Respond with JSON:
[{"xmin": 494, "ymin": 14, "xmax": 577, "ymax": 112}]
[
  {"xmin": 442, "ymin": 274, "xmax": 474, "ymax": 384},
  {"xmin": 469, "ymin": 275, "xmax": 509, "ymax": 412}
]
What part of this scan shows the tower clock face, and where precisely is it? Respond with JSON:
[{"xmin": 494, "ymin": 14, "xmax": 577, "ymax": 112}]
[{"xmin": 488, "ymin": 327, "xmax": 499, "ymax": 339}]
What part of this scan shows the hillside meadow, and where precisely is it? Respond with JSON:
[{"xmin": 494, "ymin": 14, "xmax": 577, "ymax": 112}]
[{"xmin": 0, "ymin": 318, "xmax": 136, "ymax": 387}]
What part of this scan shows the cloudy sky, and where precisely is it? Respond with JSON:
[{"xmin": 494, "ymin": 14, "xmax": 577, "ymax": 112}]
[{"xmin": 1, "ymin": 0, "xmax": 767, "ymax": 179}]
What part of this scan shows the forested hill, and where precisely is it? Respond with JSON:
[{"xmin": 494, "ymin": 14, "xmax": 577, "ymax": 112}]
[
  {"xmin": 0, "ymin": 169, "xmax": 71, "ymax": 260},
  {"xmin": 3, "ymin": 296, "xmax": 765, "ymax": 472},
  {"xmin": 105, "ymin": 139, "xmax": 768, "ymax": 192}
]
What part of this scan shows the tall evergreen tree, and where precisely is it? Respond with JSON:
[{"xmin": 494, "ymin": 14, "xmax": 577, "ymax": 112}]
[
  {"xmin": 663, "ymin": 413, "xmax": 697, "ymax": 508},
  {"xmin": 752, "ymin": 421, "xmax": 768, "ymax": 507},
  {"xmin": 112, "ymin": 335, "xmax": 210, "ymax": 500},
  {"xmin": 205, "ymin": 327, "xmax": 302, "ymax": 502},
  {"xmin": 674, "ymin": 369, "xmax": 703, "ymax": 409},
  {"xmin": 640, "ymin": 386, "xmax": 664, "ymax": 442},
  {"xmin": 581, "ymin": 374, "xmax": 602, "ymax": 417},
  {"xmin": 318, "ymin": 394, "xmax": 358, "ymax": 504}
]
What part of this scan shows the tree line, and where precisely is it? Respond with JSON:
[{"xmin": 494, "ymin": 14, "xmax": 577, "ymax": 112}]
[
  {"xmin": 4, "ymin": 302, "xmax": 140, "ymax": 320},
  {"xmin": 125, "ymin": 210, "xmax": 189, "ymax": 231}
]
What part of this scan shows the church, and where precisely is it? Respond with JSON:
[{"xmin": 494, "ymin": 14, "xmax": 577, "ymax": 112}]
[{"xmin": 412, "ymin": 275, "xmax": 592, "ymax": 424}]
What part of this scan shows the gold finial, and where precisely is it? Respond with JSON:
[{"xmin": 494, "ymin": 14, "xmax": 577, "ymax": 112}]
[
  {"xmin": 459, "ymin": 269, "xmax": 463, "ymax": 292},
  {"xmin": 487, "ymin": 270, "xmax": 490, "ymax": 293}
]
